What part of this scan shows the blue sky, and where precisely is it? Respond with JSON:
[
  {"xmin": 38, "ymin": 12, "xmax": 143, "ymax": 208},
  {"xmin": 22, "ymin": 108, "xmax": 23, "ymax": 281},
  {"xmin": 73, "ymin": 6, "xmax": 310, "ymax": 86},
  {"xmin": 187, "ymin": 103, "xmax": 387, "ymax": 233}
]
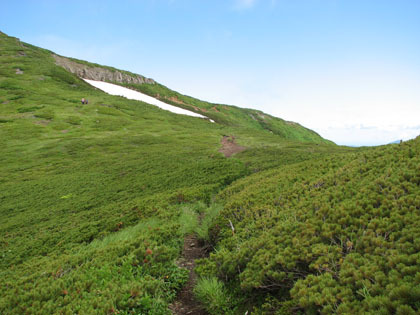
[{"xmin": 1, "ymin": 0, "xmax": 420, "ymax": 145}]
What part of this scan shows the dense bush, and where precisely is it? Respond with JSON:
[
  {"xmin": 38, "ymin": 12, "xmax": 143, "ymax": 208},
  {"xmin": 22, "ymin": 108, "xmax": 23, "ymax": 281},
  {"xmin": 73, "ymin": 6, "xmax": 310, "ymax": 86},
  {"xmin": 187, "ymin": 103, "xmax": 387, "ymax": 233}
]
[
  {"xmin": 194, "ymin": 277, "xmax": 234, "ymax": 314},
  {"xmin": 197, "ymin": 137, "xmax": 420, "ymax": 314}
]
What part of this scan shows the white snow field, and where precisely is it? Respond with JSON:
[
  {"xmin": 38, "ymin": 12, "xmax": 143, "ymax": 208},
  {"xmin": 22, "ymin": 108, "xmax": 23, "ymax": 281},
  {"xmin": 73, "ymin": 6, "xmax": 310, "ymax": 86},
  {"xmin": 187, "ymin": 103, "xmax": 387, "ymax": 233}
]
[{"xmin": 83, "ymin": 79, "xmax": 213, "ymax": 122}]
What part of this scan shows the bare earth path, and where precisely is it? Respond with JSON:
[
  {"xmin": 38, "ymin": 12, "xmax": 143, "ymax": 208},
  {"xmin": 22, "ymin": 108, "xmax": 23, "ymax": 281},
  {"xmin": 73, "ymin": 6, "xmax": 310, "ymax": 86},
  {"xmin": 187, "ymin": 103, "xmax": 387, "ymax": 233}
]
[
  {"xmin": 219, "ymin": 135, "xmax": 246, "ymax": 157},
  {"xmin": 170, "ymin": 136, "xmax": 244, "ymax": 313},
  {"xmin": 169, "ymin": 235, "xmax": 208, "ymax": 315}
]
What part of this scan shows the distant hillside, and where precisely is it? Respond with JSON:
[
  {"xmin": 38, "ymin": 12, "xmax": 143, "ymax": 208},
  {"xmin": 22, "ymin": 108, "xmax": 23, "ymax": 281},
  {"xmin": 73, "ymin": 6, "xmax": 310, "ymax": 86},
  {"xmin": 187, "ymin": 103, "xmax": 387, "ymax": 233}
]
[{"xmin": 50, "ymin": 50, "xmax": 332, "ymax": 145}]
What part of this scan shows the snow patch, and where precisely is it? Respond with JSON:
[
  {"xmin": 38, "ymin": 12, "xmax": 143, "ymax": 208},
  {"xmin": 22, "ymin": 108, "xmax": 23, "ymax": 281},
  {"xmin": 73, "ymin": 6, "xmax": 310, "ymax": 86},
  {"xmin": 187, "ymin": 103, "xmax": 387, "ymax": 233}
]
[{"xmin": 83, "ymin": 79, "xmax": 214, "ymax": 122}]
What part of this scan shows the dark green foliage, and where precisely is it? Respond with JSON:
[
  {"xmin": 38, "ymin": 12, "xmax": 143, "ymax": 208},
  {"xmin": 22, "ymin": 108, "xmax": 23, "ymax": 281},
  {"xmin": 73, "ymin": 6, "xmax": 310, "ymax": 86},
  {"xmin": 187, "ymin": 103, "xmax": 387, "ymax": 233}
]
[
  {"xmin": 197, "ymin": 138, "xmax": 420, "ymax": 314},
  {"xmin": 17, "ymin": 105, "xmax": 44, "ymax": 113},
  {"xmin": 65, "ymin": 115, "xmax": 82, "ymax": 125},
  {"xmin": 34, "ymin": 108, "xmax": 55, "ymax": 120},
  {"xmin": 194, "ymin": 277, "xmax": 235, "ymax": 314}
]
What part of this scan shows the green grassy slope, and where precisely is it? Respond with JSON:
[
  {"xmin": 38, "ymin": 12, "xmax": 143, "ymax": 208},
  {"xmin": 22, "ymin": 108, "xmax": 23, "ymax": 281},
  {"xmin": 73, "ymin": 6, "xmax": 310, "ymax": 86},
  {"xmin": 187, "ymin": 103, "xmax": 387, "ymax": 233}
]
[
  {"xmin": 50, "ymin": 50, "xmax": 332, "ymax": 145},
  {"xmin": 124, "ymin": 81, "xmax": 332, "ymax": 144},
  {"xmin": 0, "ymin": 32, "xmax": 248, "ymax": 314},
  {"xmin": 197, "ymin": 138, "xmax": 420, "ymax": 314},
  {"xmin": 2, "ymin": 30, "xmax": 418, "ymax": 315},
  {"xmin": 0, "ymin": 31, "xmax": 341, "ymax": 314}
]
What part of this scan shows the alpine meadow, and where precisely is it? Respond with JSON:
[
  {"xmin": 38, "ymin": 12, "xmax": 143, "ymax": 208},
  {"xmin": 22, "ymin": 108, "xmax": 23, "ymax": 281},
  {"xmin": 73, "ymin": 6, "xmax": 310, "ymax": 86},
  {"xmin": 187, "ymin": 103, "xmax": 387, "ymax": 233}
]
[{"xmin": 0, "ymin": 31, "xmax": 419, "ymax": 314}]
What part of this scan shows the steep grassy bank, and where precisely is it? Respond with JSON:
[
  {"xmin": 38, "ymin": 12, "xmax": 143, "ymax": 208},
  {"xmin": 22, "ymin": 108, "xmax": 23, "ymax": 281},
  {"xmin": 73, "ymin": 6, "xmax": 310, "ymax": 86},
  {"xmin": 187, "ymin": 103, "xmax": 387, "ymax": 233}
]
[{"xmin": 197, "ymin": 137, "xmax": 420, "ymax": 314}]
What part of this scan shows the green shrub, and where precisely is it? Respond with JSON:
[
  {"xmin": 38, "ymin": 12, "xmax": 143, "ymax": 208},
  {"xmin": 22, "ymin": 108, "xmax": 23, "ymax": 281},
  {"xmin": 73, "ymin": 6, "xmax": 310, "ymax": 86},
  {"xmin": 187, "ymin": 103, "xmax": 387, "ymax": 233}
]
[
  {"xmin": 17, "ymin": 105, "xmax": 44, "ymax": 113},
  {"xmin": 34, "ymin": 109, "xmax": 54, "ymax": 120},
  {"xmin": 195, "ymin": 203, "xmax": 223, "ymax": 242},
  {"xmin": 49, "ymin": 66, "xmax": 78, "ymax": 85},
  {"xmin": 194, "ymin": 277, "xmax": 233, "ymax": 314},
  {"xmin": 200, "ymin": 137, "xmax": 420, "ymax": 313},
  {"xmin": 179, "ymin": 205, "xmax": 199, "ymax": 235},
  {"xmin": 65, "ymin": 115, "xmax": 82, "ymax": 125},
  {"xmin": 0, "ymin": 79, "xmax": 21, "ymax": 90}
]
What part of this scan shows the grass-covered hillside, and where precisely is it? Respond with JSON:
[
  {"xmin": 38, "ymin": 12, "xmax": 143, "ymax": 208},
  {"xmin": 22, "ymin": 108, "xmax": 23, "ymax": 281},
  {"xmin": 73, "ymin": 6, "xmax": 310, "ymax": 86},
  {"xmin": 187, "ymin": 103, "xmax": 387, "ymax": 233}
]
[
  {"xmin": 197, "ymin": 138, "xmax": 420, "ymax": 314},
  {"xmin": 0, "ymin": 30, "xmax": 418, "ymax": 315},
  {"xmin": 123, "ymin": 81, "xmax": 331, "ymax": 144},
  {"xmin": 51, "ymin": 46, "xmax": 331, "ymax": 145}
]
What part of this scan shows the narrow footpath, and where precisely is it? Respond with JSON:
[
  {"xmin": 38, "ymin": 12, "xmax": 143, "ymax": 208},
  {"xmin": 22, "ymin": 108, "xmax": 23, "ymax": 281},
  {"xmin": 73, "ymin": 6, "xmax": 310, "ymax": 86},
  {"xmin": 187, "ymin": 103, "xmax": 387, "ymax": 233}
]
[
  {"xmin": 169, "ymin": 235, "xmax": 208, "ymax": 315},
  {"xmin": 219, "ymin": 135, "xmax": 246, "ymax": 157}
]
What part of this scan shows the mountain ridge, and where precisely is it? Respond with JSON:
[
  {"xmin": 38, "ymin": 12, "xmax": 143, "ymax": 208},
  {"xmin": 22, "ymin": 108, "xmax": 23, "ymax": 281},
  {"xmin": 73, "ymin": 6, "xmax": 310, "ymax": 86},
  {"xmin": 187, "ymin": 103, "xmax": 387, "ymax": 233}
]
[{"xmin": 49, "ymin": 45, "xmax": 332, "ymax": 144}]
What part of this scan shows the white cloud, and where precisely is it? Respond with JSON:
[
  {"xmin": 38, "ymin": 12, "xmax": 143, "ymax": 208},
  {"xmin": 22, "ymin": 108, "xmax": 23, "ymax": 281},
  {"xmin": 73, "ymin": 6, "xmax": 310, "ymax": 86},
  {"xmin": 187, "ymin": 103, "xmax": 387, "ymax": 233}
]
[{"xmin": 315, "ymin": 125, "xmax": 420, "ymax": 147}]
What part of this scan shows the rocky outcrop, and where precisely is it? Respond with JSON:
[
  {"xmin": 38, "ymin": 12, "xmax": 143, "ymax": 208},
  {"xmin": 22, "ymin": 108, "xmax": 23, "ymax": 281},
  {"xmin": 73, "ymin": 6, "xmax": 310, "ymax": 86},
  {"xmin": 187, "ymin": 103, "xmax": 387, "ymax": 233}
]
[{"xmin": 53, "ymin": 54, "xmax": 155, "ymax": 85}]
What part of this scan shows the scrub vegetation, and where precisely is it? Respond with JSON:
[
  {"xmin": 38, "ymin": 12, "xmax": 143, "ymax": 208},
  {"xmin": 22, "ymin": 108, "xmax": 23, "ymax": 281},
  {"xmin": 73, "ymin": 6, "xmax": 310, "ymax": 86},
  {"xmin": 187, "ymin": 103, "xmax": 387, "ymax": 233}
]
[
  {"xmin": 197, "ymin": 139, "xmax": 420, "ymax": 314},
  {"xmin": 1, "ymin": 31, "xmax": 419, "ymax": 314}
]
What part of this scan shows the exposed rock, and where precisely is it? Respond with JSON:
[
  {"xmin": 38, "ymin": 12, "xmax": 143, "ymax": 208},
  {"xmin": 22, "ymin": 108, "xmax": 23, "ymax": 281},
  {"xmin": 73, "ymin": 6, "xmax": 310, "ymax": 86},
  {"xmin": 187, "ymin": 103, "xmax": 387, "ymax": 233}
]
[
  {"xmin": 15, "ymin": 68, "xmax": 23, "ymax": 75},
  {"xmin": 53, "ymin": 54, "xmax": 155, "ymax": 85}
]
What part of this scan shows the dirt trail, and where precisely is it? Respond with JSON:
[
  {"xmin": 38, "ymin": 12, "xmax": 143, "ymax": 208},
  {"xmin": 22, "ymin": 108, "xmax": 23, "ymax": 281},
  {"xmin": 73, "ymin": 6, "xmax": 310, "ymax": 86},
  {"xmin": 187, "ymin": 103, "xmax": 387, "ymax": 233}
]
[
  {"xmin": 219, "ymin": 135, "xmax": 246, "ymax": 157},
  {"xmin": 169, "ymin": 235, "xmax": 208, "ymax": 315}
]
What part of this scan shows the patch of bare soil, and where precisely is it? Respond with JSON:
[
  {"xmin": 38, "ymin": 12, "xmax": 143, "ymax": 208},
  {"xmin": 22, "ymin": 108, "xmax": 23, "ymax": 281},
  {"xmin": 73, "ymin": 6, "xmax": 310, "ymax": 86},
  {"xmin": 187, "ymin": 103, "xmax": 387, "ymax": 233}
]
[
  {"xmin": 169, "ymin": 235, "xmax": 208, "ymax": 315},
  {"xmin": 188, "ymin": 104, "xmax": 207, "ymax": 113},
  {"xmin": 156, "ymin": 95, "xmax": 208, "ymax": 113},
  {"xmin": 166, "ymin": 96, "xmax": 185, "ymax": 105},
  {"xmin": 219, "ymin": 135, "xmax": 246, "ymax": 157}
]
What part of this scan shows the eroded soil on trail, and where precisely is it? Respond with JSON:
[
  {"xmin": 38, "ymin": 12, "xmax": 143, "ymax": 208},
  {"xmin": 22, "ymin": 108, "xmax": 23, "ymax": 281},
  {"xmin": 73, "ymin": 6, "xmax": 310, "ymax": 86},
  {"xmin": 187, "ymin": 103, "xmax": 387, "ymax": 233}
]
[
  {"xmin": 219, "ymin": 135, "xmax": 246, "ymax": 157},
  {"xmin": 169, "ymin": 235, "xmax": 208, "ymax": 315}
]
